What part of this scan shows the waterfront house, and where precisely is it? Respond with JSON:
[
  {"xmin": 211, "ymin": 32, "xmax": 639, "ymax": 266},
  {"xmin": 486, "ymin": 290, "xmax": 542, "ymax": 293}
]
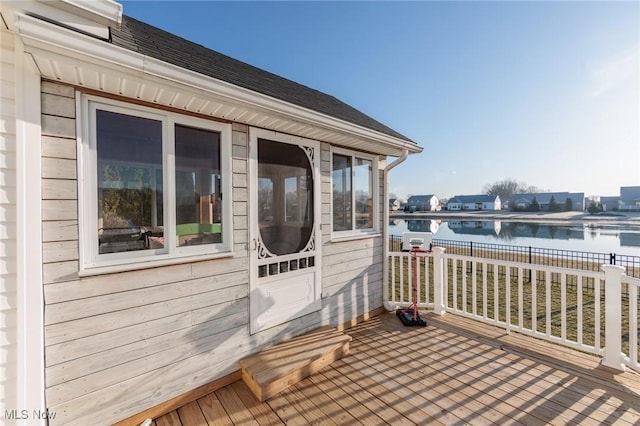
[
  {"xmin": 509, "ymin": 192, "xmax": 585, "ymax": 211},
  {"xmin": 405, "ymin": 194, "xmax": 439, "ymax": 212},
  {"xmin": 446, "ymin": 194, "xmax": 501, "ymax": 211},
  {"xmin": 599, "ymin": 196, "xmax": 620, "ymax": 211},
  {"xmin": 0, "ymin": 1, "xmax": 422, "ymax": 424},
  {"xmin": 619, "ymin": 186, "xmax": 640, "ymax": 211},
  {"xmin": 389, "ymin": 198, "xmax": 401, "ymax": 211}
]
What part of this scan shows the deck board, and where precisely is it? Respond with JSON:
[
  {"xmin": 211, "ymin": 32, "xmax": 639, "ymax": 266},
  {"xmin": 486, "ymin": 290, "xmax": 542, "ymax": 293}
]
[
  {"xmin": 195, "ymin": 394, "xmax": 232, "ymax": 426},
  {"xmin": 227, "ymin": 381, "xmax": 284, "ymax": 426},
  {"xmin": 152, "ymin": 312, "xmax": 640, "ymax": 426},
  {"xmin": 176, "ymin": 402, "xmax": 208, "ymax": 426}
]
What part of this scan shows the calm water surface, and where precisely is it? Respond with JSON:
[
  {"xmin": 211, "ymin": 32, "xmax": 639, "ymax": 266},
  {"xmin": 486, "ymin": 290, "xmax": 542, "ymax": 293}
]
[{"xmin": 389, "ymin": 219, "xmax": 640, "ymax": 257}]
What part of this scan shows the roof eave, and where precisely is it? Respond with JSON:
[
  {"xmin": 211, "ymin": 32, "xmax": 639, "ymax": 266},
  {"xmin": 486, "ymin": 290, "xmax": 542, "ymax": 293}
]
[{"xmin": 14, "ymin": 12, "xmax": 422, "ymax": 157}]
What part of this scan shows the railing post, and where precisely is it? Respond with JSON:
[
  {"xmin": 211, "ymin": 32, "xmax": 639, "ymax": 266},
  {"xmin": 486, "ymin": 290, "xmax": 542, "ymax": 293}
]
[
  {"xmin": 601, "ymin": 264, "xmax": 626, "ymax": 371},
  {"xmin": 433, "ymin": 247, "xmax": 446, "ymax": 316}
]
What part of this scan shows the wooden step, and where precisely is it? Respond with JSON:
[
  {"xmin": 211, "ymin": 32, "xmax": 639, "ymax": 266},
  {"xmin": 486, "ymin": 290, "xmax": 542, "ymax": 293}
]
[{"xmin": 239, "ymin": 327, "xmax": 352, "ymax": 401}]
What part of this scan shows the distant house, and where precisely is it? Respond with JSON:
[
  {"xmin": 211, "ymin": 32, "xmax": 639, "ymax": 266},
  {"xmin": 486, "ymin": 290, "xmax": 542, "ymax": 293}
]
[
  {"xmin": 405, "ymin": 195, "xmax": 439, "ymax": 212},
  {"xmin": 509, "ymin": 192, "xmax": 584, "ymax": 211},
  {"xmin": 599, "ymin": 196, "xmax": 620, "ymax": 212},
  {"xmin": 619, "ymin": 186, "xmax": 640, "ymax": 211},
  {"xmin": 447, "ymin": 194, "xmax": 501, "ymax": 211},
  {"xmin": 389, "ymin": 198, "xmax": 401, "ymax": 211}
]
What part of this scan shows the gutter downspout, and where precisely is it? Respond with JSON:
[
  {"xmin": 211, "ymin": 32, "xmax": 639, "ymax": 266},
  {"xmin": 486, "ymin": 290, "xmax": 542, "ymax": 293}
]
[{"xmin": 382, "ymin": 149, "xmax": 409, "ymax": 312}]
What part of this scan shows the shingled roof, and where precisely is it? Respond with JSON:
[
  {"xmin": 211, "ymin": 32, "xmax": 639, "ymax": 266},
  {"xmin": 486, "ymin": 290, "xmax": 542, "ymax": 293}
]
[{"xmin": 109, "ymin": 15, "xmax": 414, "ymax": 143}]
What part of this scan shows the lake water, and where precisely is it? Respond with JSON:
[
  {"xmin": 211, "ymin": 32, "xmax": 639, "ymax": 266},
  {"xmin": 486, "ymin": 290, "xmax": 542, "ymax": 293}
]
[{"xmin": 389, "ymin": 219, "xmax": 640, "ymax": 256}]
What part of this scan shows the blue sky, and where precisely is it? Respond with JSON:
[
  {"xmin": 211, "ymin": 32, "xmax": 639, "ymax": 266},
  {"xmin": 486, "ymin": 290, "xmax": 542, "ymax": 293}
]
[{"xmin": 119, "ymin": 1, "xmax": 639, "ymax": 200}]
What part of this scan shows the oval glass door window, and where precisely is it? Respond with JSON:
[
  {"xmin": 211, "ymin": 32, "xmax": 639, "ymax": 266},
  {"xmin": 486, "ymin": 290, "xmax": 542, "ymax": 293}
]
[{"xmin": 258, "ymin": 139, "xmax": 314, "ymax": 256}]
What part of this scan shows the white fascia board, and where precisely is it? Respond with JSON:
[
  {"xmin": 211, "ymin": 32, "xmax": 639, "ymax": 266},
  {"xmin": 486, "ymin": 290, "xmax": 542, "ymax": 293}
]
[
  {"xmin": 15, "ymin": 12, "xmax": 422, "ymax": 156},
  {"xmin": 5, "ymin": 0, "xmax": 121, "ymax": 39},
  {"xmin": 15, "ymin": 12, "xmax": 144, "ymax": 70},
  {"xmin": 58, "ymin": 0, "xmax": 123, "ymax": 25}
]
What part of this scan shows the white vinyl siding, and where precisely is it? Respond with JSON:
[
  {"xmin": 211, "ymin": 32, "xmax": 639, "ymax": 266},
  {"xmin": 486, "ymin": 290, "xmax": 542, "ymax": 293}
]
[
  {"xmin": 42, "ymin": 84, "xmax": 387, "ymax": 425},
  {"xmin": 43, "ymin": 103, "xmax": 255, "ymax": 425}
]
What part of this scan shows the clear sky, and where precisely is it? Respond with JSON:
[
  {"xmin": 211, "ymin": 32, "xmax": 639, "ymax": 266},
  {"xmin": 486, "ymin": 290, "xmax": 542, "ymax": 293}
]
[{"xmin": 119, "ymin": 0, "xmax": 639, "ymax": 200}]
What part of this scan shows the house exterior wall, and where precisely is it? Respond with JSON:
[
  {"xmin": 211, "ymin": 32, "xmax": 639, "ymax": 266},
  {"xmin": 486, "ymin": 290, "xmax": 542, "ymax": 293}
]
[
  {"xmin": 406, "ymin": 195, "xmax": 438, "ymax": 212},
  {"xmin": 619, "ymin": 186, "xmax": 640, "ymax": 211},
  {"xmin": 40, "ymin": 82, "xmax": 385, "ymax": 425},
  {"xmin": 481, "ymin": 200, "xmax": 500, "ymax": 211},
  {"xmin": 509, "ymin": 193, "xmax": 584, "ymax": 211},
  {"xmin": 599, "ymin": 196, "xmax": 619, "ymax": 211},
  {"xmin": 0, "ymin": 28, "xmax": 18, "ymax": 423}
]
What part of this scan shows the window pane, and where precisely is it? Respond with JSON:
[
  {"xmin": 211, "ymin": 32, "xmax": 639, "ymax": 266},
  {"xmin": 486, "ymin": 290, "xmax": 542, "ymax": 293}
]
[
  {"xmin": 355, "ymin": 158, "xmax": 373, "ymax": 229},
  {"xmin": 285, "ymin": 175, "xmax": 310, "ymax": 223},
  {"xmin": 97, "ymin": 110, "xmax": 163, "ymax": 254},
  {"xmin": 332, "ymin": 154, "xmax": 352, "ymax": 231},
  {"xmin": 258, "ymin": 177, "xmax": 274, "ymax": 226},
  {"xmin": 175, "ymin": 124, "xmax": 222, "ymax": 247},
  {"xmin": 258, "ymin": 139, "xmax": 314, "ymax": 255}
]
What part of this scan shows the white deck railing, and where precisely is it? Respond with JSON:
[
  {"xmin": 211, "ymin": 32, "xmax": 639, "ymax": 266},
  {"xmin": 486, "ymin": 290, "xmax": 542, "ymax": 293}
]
[{"xmin": 385, "ymin": 247, "xmax": 640, "ymax": 373}]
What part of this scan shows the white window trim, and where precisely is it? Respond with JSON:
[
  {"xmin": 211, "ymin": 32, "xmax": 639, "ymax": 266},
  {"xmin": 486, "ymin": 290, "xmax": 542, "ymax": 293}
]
[
  {"xmin": 78, "ymin": 94, "xmax": 233, "ymax": 274},
  {"xmin": 330, "ymin": 146, "xmax": 380, "ymax": 240}
]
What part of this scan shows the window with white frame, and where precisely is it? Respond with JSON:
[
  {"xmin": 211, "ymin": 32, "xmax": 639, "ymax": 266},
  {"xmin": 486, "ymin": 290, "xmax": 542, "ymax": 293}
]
[
  {"xmin": 81, "ymin": 96, "xmax": 232, "ymax": 270},
  {"xmin": 331, "ymin": 148, "xmax": 378, "ymax": 235}
]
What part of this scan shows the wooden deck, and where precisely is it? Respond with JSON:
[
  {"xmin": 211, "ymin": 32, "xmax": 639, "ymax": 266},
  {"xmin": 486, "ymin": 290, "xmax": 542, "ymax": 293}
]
[{"xmin": 152, "ymin": 312, "xmax": 640, "ymax": 425}]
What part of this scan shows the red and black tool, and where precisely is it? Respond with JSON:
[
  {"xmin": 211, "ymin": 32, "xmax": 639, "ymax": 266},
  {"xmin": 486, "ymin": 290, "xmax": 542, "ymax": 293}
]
[{"xmin": 397, "ymin": 240, "xmax": 431, "ymax": 327}]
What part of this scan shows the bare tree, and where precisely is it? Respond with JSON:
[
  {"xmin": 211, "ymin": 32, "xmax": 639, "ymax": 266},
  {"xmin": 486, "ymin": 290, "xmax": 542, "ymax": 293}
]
[
  {"xmin": 483, "ymin": 178, "xmax": 546, "ymax": 202},
  {"xmin": 482, "ymin": 178, "xmax": 528, "ymax": 201}
]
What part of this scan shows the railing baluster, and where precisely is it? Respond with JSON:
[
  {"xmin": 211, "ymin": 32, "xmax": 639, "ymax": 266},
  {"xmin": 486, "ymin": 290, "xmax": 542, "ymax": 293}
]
[
  {"xmin": 532, "ymin": 269, "xmax": 537, "ymax": 334},
  {"xmin": 546, "ymin": 270, "xmax": 551, "ymax": 338},
  {"xmin": 518, "ymin": 267, "xmax": 523, "ymax": 329},
  {"xmin": 391, "ymin": 254, "xmax": 396, "ymax": 303},
  {"xmin": 424, "ymin": 256, "xmax": 430, "ymax": 304},
  {"xmin": 416, "ymin": 256, "xmax": 422, "ymax": 304},
  {"xmin": 594, "ymin": 276, "xmax": 601, "ymax": 351},
  {"xmin": 482, "ymin": 262, "xmax": 488, "ymax": 320},
  {"xmin": 577, "ymin": 276, "xmax": 583, "ymax": 346},
  {"xmin": 462, "ymin": 260, "xmax": 468, "ymax": 313},
  {"xmin": 472, "ymin": 261, "xmax": 477, "ymax": 317},
  {"xmin": 400, "ymin": 255, "xmax": 404, "ymax": 302},
  {"xmin": 493, "ymin": 264, "xmax": 499, "ymax": 323},
  {"xmin": 453, "ymin": 259, "xmax": 458, "ymax": 311},
  {"xmin": 505, "ymin": 266, "xmax": 511, "ymax": 333},
  {"xmin": 561, "ymin": 273, "xmax": 567, "ymax": 342}
]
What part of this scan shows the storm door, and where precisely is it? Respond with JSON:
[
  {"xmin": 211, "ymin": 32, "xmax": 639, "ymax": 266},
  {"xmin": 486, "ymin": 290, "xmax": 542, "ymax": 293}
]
[{"xmin": 249, "ymin": 129, "xmax": 321, "ymax": 334}]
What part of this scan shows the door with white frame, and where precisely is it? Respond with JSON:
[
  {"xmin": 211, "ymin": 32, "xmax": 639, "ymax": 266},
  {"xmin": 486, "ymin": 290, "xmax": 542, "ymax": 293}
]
[{"xmin": 248, "ymin": 128, "xmax": 322, "ymax": 334}]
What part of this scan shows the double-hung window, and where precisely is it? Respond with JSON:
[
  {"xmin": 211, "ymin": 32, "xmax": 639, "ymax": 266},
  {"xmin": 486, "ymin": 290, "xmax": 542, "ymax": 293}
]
[
  {"xmin": 80, "ymin": 96, "xmax": 232, "ymax": 271},
  {"xmin": 331, "ymin": 148, "xmax": 378, "ymax": 237}
]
